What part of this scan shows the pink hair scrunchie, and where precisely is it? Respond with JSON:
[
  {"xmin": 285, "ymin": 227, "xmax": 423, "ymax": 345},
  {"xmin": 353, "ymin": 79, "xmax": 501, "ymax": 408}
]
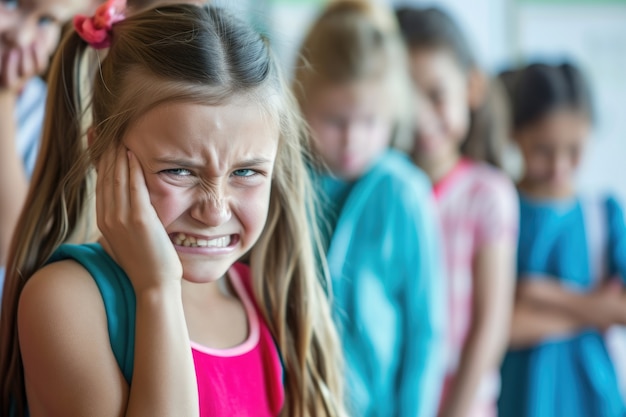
[{"xmin": 74, "ymin": 0, "xmax": 127, "ymax": 49}]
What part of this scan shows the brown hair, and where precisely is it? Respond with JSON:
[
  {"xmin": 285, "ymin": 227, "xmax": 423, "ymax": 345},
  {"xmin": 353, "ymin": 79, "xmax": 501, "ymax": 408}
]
[
  {"xmin": 396, "ymin": 6, "xmax": 507, "ymax": 167},
  {"xmin": 293, "ymin": 0, "xmax": 414, "ymax": 152},
  {"xmin": 499, "ymin": 61, "xmax": 593, "ymax": 132},
  {"xmin": 0, "ymin": 4, "xmax": 345, "ymax": 417}
]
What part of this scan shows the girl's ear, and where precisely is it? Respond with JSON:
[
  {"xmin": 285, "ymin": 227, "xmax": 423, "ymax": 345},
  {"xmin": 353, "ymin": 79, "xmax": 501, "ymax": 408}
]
[{"xmin": 467, "ymin": 68, "xmax": 487, "ymax": 111}]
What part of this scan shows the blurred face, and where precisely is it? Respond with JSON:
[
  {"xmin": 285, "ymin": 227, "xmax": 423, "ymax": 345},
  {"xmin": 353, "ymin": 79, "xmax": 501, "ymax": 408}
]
[
  {"xmin": 0, "ymin": 0, "xmax": 93, "ymax": 87},
  {"xmin": 516, "ymin": 109, "xmax": 590, "ymax": 194},
  {"xmin": 408, "ymin": 47, "xmax": 470, "ymax": 162},
  {"xmin": 123, "ymin": 99, "xmax": 279, "ymax": 283},
  {"xmin": 304, "ymin": 79, "xmax": 394, "ymax": 180}
]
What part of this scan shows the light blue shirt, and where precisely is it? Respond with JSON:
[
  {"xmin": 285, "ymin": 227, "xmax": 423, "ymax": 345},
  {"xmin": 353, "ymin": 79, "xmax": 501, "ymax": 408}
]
[{"xmin": 316, "ymin": 150, "xmax": 447, "ymax": 417}]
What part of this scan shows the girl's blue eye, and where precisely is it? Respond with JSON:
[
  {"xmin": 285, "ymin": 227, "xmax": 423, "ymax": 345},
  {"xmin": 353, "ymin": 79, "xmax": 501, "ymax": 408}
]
[
  {"xmin": 0, "ymin": 0, "xmax": 17, "ymax": 10},
  {"xmin": 38, "ymin": 15, "xmax": 55, "ymax": 26},
  {"xmin": 163, "ymin": 168, "xmax": 192, "ymax": 176},
  {"xmin": 2, "ymin": 0, "xmax": 17, "ymax": 10},
  {"xmin": 233, "ymin": 169, "xmax": 256, "ymax": 177}
]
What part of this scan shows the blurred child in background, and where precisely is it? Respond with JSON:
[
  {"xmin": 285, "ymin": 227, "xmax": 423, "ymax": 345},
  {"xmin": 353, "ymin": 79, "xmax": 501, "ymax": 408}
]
[
  {"xmin": 498, "ymin": 62, "xmax": 626, "ymax": 417},
  {"xmin": 294, "ymin": 1, "xmax": 447, "ymax": 416},
  {"xmin": 0, "ymin": 0, "xmax": 201, "ymax": 294},
  {"xmin": 0, "ymin": 0, "xmax": 99, "ymax": 286},
  {"xmin": 396, "ymin": 7, "xmax": 518, "ymax": 417}
]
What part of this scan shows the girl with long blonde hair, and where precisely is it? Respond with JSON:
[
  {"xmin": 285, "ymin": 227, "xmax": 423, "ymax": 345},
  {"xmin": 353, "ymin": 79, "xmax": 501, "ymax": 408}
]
[
  {"xmin": 0, "ymin": 2, "xmax": 345, "ymax": 417},
  {"xmin": 294, "ymin": 1, "xmax": 447, "ymax": 416}
]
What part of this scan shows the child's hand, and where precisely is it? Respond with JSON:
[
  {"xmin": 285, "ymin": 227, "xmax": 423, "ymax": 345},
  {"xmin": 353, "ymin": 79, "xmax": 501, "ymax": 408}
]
[
  {"xmin": 0, "ymin": 2, "xmax": 51, "ymax": 95},
  {"xmin": 96, "ymin": 146, "xmax": 183, "ymax": 293},
  {"xmin": 588, "ymin": 280, "xmax": 626, "ymax": 331},
  {"xmin": 0, "ymin": 41, "xmax": 49, "ymax": 93}
]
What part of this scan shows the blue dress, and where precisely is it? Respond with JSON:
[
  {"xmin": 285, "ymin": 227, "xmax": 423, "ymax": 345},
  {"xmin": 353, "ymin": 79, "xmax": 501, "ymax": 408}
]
[
  {"xmin": 315, "ymin": 150, "xmax": 447, "ymax": 417},
  {"xmin": 498, "ymin": 194, "xmax": 626, "ymax": 417}
]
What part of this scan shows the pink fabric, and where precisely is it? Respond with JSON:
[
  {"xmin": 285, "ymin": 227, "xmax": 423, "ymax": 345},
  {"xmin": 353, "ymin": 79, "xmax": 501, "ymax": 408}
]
[
  {"xmin": 192, "ymin": 263, "xmax": 284, "ymax": 417},
  {"xmin": 433, "ymin": 158, "xmax": 518, "ymax": 414}
]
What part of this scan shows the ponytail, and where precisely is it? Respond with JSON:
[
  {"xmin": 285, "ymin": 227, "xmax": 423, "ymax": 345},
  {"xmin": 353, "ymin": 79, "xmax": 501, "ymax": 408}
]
[{"xmin": 0, "ymin": 30, "xmax": 92, "ymax": 417}]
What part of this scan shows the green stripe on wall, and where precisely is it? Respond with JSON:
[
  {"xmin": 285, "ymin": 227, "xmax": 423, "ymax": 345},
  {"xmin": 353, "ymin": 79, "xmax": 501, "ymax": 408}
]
[
  {"xmin": 520, "ymin": 0, "xmax": 626, "ymax": 4},
  {"xmin": 268, "ymin": 0, "xmax": 327, "ymax": 4}
]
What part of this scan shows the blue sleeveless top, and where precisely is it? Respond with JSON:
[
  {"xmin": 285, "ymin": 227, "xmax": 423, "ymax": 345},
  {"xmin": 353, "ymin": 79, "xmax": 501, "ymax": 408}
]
[{"xmin": 49, "ymin": 243, "xmax": 136, "ymax": 383}]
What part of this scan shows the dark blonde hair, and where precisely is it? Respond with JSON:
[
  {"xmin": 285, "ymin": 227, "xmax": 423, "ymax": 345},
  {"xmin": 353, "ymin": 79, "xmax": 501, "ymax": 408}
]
[
  {"xmin": 396, "ymin": 6, "xmax": 507, "ymax": 168},
  {"xmin": 0, "ymin": 5, "xmax": 345, "ymax": 417},
  {"xmin": 293, "ymin": 0, "xmax": 414, "ymax": 151}
]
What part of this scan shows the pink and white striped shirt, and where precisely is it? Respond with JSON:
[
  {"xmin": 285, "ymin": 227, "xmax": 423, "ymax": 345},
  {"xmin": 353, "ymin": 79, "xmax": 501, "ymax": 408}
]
[{"xmin": 433, "ymin": 158, "xmax": 518, "ymax": 416}]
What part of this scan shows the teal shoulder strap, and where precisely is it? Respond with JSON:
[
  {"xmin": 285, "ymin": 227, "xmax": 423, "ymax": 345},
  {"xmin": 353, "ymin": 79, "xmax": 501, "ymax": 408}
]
[{"xmin": 49, "ymin": 243, "xmax": 136, "ymax": 383}]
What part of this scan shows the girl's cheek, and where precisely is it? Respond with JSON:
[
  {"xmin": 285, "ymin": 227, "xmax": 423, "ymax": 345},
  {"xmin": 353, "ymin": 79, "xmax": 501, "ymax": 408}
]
[{"xmin": 145, "ymin": 178, "xmax": 190, "ymax": 223}]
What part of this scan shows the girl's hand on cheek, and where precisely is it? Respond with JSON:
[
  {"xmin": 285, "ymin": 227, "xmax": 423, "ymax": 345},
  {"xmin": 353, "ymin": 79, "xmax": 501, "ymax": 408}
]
[
  {"xmin": 0, "ymin": 36, "xmax": 52, "ymax": 93},
  {"xmin": 96, "ymin": 145, "xmax": 183, "ymax": 293},
  {"xmin": 0, "ymin": 48, "xmax": 20, "ymax": 92}
]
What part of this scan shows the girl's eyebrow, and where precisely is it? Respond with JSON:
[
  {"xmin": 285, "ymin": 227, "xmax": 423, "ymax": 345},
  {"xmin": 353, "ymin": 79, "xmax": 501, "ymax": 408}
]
[
  {"xmin": 233, "ymin": 158, "xmax": 273, "ymax": 167},
  {"xmin": 153, "ymin": 157, "xmax": 202, "ymax": 169},
  {"xmin": 153, "ymin": 157, "xmax": 273, "ymax": 168}
]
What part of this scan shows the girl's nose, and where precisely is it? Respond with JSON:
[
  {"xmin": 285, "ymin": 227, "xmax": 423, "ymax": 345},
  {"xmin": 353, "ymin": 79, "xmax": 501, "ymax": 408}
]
[
  {"xmin": 341, "ymin": 124, "xmax": 361, "ymax": 151},
  {"xmin": 191, "ymin": 190, "xmax": 232, "ymax": 228}
]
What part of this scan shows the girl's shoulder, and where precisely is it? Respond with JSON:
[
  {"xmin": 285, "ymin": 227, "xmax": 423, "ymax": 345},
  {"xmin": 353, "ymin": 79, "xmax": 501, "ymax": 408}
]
[
  {"xmin": 22, "ymin": 257, "xmax": 102, "ymax": 303},
  {"xmin": 18, "ymin": 258, "xmax": 109, "ymax": 364},
  {"xmin": 464, "ymin": 160, "xmax": 516, "ymax": 191},
  {"xmin": 18, "ymin": 258, "xmax": 130, "ymax": 417},
  {"xmin": 22, "ymin": 247, "xmax": 106, "ymax": 310},
  {"xmin": 365, "ymin": 150, "xmax": 432, "ymax": 196},
  {"xmin": 441, "ymin": 160, "xmax": 517, "ymax": 210}
]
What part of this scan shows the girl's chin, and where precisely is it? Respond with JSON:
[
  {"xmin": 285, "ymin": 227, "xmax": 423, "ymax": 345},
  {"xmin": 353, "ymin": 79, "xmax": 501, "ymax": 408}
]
[
  {"xmin": 415, "ymin": 140, "xmax": 443, "ymax": 156},
  {"xmin": 180, "ymin": 263, "xmax": 231, "ymax": 284}
]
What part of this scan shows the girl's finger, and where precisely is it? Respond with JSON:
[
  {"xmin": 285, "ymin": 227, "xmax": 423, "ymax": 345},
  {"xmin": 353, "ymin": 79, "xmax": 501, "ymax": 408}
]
[
  {"xmin": 127, "ymin": 150, "xmax": 152, "ymax": 214},
  {"xmin": 0, "ymin": 49, "xmax": 18, "ymax": 89},
  {"xmin": 114, "ymin": 145, "xmax": 130, "ymax": 220},
  {"xmin": 96, "ymin": 147, "xmax": 116, "ymax": 229},
  {"xmin": 18, "ymin": 45, "xmax": 34, "ymax": 80},
  {"xmin": 32, "ymin": 41, "xmax": 48, "ymax": 75}
]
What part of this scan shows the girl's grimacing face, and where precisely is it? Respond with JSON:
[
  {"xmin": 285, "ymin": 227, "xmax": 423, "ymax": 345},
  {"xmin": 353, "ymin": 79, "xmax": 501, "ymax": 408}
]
[
  {"xmin": 0, "ymin": 0, "xmax": 92, "ymax": 73},
  {"xmin": 304, "ymin": 79, "xmax": 394, "ymax": 181},
  {"xmin": 516, "ymin": 108, "xmax": 590, "ymax": 192},
  {"xmin": 122, "ymin": 100, "xmax": 279, "ymax": 283},
  {"xmin": 408, "ymin": 47, "xmax": 470, "ymax": 161}
]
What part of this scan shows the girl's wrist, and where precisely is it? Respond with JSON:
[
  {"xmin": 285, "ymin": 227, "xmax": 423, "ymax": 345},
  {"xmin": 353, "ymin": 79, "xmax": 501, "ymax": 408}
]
[
  {"xmin": 134, "ymin": 280, "xmax": 183, "ymax": 303},
  {"xmin": 0, "ymin": 90, "xmax": 17, "ymax": 108}
]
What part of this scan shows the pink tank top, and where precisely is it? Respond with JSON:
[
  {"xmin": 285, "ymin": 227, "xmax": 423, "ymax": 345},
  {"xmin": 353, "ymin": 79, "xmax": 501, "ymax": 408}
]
[{"xmin": 191, "ymin": 263, "xmax": 284, "ymax": 417}]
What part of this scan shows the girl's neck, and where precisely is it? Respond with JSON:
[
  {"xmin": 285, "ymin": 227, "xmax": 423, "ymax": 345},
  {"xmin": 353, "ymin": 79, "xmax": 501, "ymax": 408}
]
[
  {"xmin": 517, "ymin": 178, "xmax": 576, "ymax": 200},
  {"xmin": 415, "ymin": 150, "xmax": 462, "ymax": 184}
]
